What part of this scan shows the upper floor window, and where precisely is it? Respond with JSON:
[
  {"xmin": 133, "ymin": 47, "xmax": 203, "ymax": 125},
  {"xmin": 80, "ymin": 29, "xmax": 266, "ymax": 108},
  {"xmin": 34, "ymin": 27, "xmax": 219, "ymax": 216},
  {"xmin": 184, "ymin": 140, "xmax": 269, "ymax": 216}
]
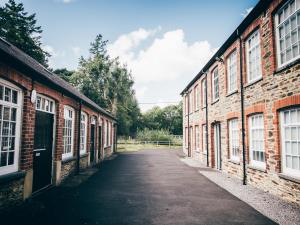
[
  {"xmin": 229, "ymin": 118, "xmax": 239, "ymax": 161},
  {"xmin": 195, "ymin": 86, "xmax": 200, "ymax": 111},
  {"xmin": 212, "ymin": 68, "xmax": 219, "ymax": 101},
  {"xmin": 201, "ymin": 79, "xmax": 206, "ymax": 108},
  {"xmin": 0, "ymin": 80, "xmax": 22, "ymax": 175},
  {"xmin": 276, "ymin": 0, "xmax": 300, "ymax": 67},
  {"xmin": 248, "ymin": 114, "xmax": 265, "ymax": 169},
  {"xmin": 80, "ymin": 112, "xmax": 87, "ymax": 154},
  {"xmin": 227, "ymin": 50, "xmax": 237, "ymax": 93},
  {"xmin": 280, "ymin": 107, "xmax": 300, "ymax": 178},
  {"xmin": 185, "ymin": 95, "xmax": 188, "ymax": 115},
  {"xmin": 63, "ymin": 106, "xmax": 74, "ymax": 159},
  {"xmin": 189, "ymin": 91, "xmax": 193, "ymax": 113},
  {"xmin": 246, "ymin": 30, "xmax": 262, "ymax": 83}
]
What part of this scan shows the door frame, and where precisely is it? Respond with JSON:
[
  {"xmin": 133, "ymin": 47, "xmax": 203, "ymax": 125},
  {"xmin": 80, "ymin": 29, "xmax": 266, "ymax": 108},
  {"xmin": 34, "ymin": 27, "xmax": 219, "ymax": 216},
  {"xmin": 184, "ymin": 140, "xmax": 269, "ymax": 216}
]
[
  {"xmin": 33, "ymin": 94, "xmax": 56, "ymax": 193},
  {"xmin": 213, "ymin": 122, "xmax": 222, "ymax": 170}
]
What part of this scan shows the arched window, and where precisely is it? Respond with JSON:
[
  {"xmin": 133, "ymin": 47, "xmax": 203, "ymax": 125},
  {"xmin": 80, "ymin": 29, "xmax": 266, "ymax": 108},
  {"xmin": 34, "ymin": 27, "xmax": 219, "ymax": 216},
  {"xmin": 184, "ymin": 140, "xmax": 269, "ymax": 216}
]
[{"xmin": 80, "ymin": 112, "xmax": 88, "ymax": 154}]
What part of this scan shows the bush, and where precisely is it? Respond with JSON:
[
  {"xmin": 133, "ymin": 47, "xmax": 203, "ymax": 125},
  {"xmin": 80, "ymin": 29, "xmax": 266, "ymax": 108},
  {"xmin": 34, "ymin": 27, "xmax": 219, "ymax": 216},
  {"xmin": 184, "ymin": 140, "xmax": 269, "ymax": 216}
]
[{"xmin": 136, "ymin": 129, "xmax": 174, "ymax": 142}]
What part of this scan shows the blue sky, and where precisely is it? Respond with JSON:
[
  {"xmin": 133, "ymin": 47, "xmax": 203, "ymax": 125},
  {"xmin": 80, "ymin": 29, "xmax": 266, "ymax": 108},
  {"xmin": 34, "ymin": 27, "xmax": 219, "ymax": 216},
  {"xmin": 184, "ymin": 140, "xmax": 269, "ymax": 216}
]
[{"xmin": 1, "ymin": 0, "xmax": 259, "ymax": 111}]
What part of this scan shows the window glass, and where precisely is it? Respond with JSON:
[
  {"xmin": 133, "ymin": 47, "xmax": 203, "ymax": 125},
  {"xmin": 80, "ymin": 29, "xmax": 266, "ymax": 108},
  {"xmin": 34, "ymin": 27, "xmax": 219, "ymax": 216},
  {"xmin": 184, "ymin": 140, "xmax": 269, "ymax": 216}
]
[
  {"xmin": 63, "ymin": 106, "xmax": 74, "ymax": 158},
  {"xmin": 0, "ymin": 81, "xmax": 21, "ymax": 175},
  {"xmin": 229, "ymin": 119, "xmax": 239, "ymax": 161},
  {"xmin": 80, "ymin": 113, "xmax": 87, "ymax": 154},
  {"xmin": 212, "ymin": 68, "xmax": 219, "ymax": 101},
  {"xmin": 246, "ymin": 30, "xmax": 262, "ymax": 83},
  {"xmin": 281, "ymin": 108, "xmax": 300, "ymax": 177},
  {"xmin": 276, "ymin": 0, "xmax": 300, "ymax": 66},
  {"xmin": 227, "ymin": 51, "xmax": 237, "ymax": 93},
  {"xmin": 249, "ymin": 114, "xmax": 265, "ymax": 168}
]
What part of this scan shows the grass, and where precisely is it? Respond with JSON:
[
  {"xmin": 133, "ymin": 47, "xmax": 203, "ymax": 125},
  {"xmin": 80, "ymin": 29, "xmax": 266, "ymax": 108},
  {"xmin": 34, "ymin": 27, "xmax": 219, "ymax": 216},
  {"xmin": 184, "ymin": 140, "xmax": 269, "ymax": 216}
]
[{"xmin": 116, "ymin": 143, "xmax": 182, "ymax": 153}]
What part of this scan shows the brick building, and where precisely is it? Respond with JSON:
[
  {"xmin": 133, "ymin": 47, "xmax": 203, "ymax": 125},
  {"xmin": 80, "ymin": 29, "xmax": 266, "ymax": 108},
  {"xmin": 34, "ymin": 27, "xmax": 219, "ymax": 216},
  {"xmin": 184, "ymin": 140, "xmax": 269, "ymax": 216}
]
[
  {"xmin": 181, "ymin": 0, "xmax": 300, "ymax": 205},
  {"xmin": 0, "ymin": 38, "xmax": 116, "ymax": 209}
]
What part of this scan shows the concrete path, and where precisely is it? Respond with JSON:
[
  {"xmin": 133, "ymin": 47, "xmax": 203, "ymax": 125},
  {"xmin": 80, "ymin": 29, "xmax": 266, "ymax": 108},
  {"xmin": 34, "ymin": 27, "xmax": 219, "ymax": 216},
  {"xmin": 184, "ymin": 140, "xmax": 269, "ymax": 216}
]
[{"xmin": 1, "ymin": 149, "xmax": 276, "ymax": 225}]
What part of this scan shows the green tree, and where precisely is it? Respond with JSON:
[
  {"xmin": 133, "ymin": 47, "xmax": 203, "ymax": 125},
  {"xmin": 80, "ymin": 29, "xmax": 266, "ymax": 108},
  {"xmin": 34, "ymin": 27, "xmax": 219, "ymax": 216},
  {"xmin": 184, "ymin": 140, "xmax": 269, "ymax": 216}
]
[
  {"xmin": 70, "ymin": 34, "xmax": 141, "ymax": 136},
  {"xmin": 53, "ymin": 68, "xmax": 74, "ymax": 82},
  {"xmin": 0, "ymin": 0, "xmax": 50, "ymax": 66}
]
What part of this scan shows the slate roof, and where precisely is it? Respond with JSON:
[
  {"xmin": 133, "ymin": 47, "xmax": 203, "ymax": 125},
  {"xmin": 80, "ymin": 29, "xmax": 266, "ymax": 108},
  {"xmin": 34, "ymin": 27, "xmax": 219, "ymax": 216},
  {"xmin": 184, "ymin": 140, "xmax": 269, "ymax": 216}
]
[
  {"xmin": 0, "ymin": 37, "xmax": 116, "ymax": 120},
  {"xmin": 180, "ymin": 0, "xmax": 274, "ymax": 95}
]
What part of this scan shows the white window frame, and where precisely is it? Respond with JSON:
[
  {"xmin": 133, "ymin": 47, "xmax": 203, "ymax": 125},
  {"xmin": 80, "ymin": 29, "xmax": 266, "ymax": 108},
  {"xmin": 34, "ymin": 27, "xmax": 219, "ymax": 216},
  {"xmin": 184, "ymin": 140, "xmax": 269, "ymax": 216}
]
[
  {"xmin": 201, "ymin": 79, "xmax": 206, "ymax": 108},
  {"xmin": 248, "ymin": 114, "xmax": 266, "ymax": 169},
  {"xmin": 62, "ymin": 106, "xmax": 75, "ymax": 160},
  {"xmin": 212, "ymin": 67, "xmax": 219, "ymax": 101},
  {"xmin": 195, "ymin": 86, "xmax": 200, "ymax": 111},
  {"xmin": 280, "ymin": 107, "xmax": 300, "ymax": 178},
  {"xmin": 189, "ymin": 126, "xmax": 193, "ymax": 151},
  {"xmin": 227, "ymin": 50, "xmax": 237, "ymax": 94},
  {"xmin": 275, "ymin": 0, "xmax": 300, "ymax": 68},
  {"xmin": 229, "ymin": 119, "xmax": 239, "ymax": 161},
  {"xmin": 185, "ymin": 127, "xmax": 188, "ymax": 148},
  {"xmin": 0, "ymin": 79, "xmax": 22, "ymax": 176},
  {"xmin": 195, "ymin": 125, "xmax": 200, "ymax": 151},
  {"xmin": 189, "ymin": 90, "xmax": 193, "ymax": 113},
  {"xmin": 202, "ymin": 125, "xmax": 207, "ymax": 155},
  {"xmin": 80, "ymin": 112, "xmax": 88, "ymax": 155},
  {"xmin": 246, "ymin": 29, "xmax": 262, "ymax": 84},
  {"xmin": 36, "ymin": 94, "xmax": 55, "ymax": 114}
]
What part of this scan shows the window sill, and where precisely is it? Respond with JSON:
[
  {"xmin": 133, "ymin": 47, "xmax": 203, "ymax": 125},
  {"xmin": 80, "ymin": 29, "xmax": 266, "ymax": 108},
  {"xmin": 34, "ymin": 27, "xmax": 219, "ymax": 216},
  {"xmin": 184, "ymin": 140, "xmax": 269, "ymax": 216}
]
[
  {"xmin": 229, "ymin": 159, "xmax": 240, "ymax": 165},
  {"xmin": 201, "ymin": 106, "xmax": 206, "ymax": 110},
  {"xmin": 279, "ymin": 173, "xmax": 300, "ymax": 184},
  {"xmin": 274, "ymin": 58, "xmax": 300, "ymax": 75},
  {"xmin": 211, "ymin": 98, "xmax": 219, "ymax": 105},
  {"xmin": 244, "ymin": 77, "xmax": 263, "ymax": 88},
  {"xmin": 0, "ymin": 171, "xmax": 26, "ymax": 185},
  {"xmin": 80, "ymin": 153, "xmax": 88, "ymax": 158},
  {"xmin": 62, "ymin": 156, "xmax": 76, "ymax": 164},
  {"xmin": 248, "ymin": 164, "xmax": 266, "ymax": 173},
  {"xmin": 226, "ymin": 90, "xmax": 238, "ymax": 97}
]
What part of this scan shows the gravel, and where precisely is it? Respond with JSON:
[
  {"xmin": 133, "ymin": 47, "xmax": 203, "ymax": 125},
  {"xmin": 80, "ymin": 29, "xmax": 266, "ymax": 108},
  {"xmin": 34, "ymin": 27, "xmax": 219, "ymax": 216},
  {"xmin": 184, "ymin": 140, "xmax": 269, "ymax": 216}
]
[{"xmin": 180, "ymin": 157, "xmax": 300, "ymax": 225}]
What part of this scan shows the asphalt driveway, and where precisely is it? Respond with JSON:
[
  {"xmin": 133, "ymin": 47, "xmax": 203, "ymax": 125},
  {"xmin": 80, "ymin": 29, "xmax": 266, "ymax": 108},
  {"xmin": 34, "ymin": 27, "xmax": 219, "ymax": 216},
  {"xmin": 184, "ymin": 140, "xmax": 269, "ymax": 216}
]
[{"xmin": 1, "ymin": 149, "xmax": 276, "ymax": 225}]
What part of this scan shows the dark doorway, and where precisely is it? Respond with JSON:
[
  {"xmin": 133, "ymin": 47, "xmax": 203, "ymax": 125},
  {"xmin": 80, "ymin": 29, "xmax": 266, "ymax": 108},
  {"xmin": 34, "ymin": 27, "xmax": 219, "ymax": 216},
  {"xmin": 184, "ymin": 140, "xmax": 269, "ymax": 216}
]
[
  {"xmin": 33, "ymin": 111, "xmax": 54, "ymax": 193},
  {"xmin": 90, "ymin": 124, "xmax": 95, "ymax": 163},
  {"xmin": 98, "ymin": 126, "xmax": 102, "ymax": 160}
]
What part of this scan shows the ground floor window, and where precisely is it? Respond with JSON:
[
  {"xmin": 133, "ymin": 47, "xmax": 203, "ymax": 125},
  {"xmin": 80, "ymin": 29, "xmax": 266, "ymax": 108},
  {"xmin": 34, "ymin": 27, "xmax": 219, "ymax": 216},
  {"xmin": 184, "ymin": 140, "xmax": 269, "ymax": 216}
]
[
  {"xmin": 189, "ymin": 127, "xmax": 193, "ymax": 151},
  {"xmin": 195, "ymin": 125, "xmax": 199, "ymax": 151},
  {"xmin": 248, "ymin": 114, "xmax": 265, "ymax": 168},
  {"xmin": 80, "ymin": 112, "xmax": 87, "ymax": 154},
  {"xmin": 280, "ymin": 107, "xmax": 300, "ymax": 178},
  {"xmin": 63, "ymin": 106, "xmax": 74, "ymax": 159},
  {"xmin": 229, "ymin": 119, "xmax": 239, "ymax": 161},
  {"xmin": 0, "ymin": 80, "xmax": 22, "ymax": 175},
  {"xmin": 202, "ymin": 125, "xmax": 207, "ymax": 154}
]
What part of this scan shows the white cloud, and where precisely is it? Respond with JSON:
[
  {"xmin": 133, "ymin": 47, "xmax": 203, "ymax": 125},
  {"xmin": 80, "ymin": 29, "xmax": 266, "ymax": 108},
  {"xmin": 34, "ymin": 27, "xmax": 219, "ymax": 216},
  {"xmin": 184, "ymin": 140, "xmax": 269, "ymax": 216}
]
[
  {"xmin": 0, "ymin": 0, "xmax": 8, "ymax": 6},
  {"xmin": 71, "ymin": 46, "xmax": 81, "ymax": 57},
  {"xmin": 107, "ymin": 27, "xmax": 216, "ymax": 111},
  {"xmin": 56, "ymin": 0, "xmax": 75, "ymax": 4},
  {"xmin": 108, "ymin": 28, "xmax": 216, "ymax": 83},
  {"xmin": 241, "ymin": 7, "xmax": 253, "ymax": 18},
  {"xmin": 42, "ymin": 45, "xmax": 66, "ymax": 68}
]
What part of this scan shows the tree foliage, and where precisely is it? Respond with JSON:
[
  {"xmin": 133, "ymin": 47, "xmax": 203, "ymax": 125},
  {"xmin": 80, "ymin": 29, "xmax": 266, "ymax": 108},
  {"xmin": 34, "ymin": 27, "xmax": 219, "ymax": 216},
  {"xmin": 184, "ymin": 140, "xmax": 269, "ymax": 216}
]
[
  {"xmin": 69, "ymin": 34, "xmax": 141, "ymax": 136},
  {"xmin": 53, "ymin": 68, "xmax": 74, "ymax": 82},
  {"xmin": 139, "ymin": 103, "xmax": 182, "ymax": 135},
  {"xmin": 0, "ymin": 0, "xmax": 49, "ymax": 66}
]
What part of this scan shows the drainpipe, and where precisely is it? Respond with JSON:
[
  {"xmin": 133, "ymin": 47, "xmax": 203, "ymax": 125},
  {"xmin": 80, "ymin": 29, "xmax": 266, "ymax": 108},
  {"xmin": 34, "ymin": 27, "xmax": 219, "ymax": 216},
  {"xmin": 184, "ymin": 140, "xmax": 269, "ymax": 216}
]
[
  {"xmin": 187, "ymin": 91, "xmax": 191, "ymax": 157},
  {"xmin": 204, "ymin": 72, "xmax": 209, "ymax": 167},
  {"xmin": 76, "ymin": 101, "xmax": 82, "ymax": 175},
  {"xmin": 238, "ymin": 29, "xmax": 247, "ymax": 185}
]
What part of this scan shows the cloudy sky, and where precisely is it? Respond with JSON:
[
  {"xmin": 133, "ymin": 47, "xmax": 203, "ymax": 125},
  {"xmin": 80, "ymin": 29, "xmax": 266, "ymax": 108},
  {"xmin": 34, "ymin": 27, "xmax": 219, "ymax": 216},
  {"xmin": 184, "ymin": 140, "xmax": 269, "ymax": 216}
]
[{"xmin": 1, "ymin": 0, "xmax": 258, "ymax": 111}]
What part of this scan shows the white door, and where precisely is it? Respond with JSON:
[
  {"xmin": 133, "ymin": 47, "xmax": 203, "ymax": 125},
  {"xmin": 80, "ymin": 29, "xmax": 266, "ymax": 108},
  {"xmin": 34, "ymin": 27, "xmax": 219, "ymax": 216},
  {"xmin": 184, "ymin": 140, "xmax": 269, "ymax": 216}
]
[{"xmin": 214, "ymin": 123, "xmax": 221, "ymax": 170}]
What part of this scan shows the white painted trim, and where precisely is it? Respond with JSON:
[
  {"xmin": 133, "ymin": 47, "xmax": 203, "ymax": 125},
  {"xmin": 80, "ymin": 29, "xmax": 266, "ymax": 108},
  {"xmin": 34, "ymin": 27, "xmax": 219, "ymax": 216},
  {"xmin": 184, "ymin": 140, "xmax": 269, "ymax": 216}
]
[
  {"xmin": 62, "ymin": 105, "xmax": 75, "ymax": 160},
  {"xmin": 0, "ymin": 78, "xmax": 23, "ymax": 176}
]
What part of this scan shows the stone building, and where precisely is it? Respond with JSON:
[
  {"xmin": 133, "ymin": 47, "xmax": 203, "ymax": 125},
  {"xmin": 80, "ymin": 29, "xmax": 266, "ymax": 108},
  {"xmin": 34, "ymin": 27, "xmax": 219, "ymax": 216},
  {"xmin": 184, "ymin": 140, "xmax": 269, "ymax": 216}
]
[
  {"xmin": 181, "ymin": 0, "xmax": 300, "ymax": 205},
  {"xmin": 0, "ymin": 38, "xmax": 116, "ymax": 209}
]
